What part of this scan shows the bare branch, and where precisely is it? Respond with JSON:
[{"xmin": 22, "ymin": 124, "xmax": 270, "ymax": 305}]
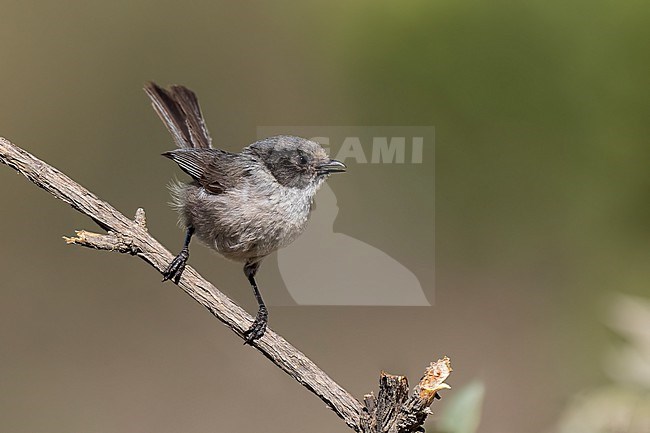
[{"xmin": 0, "ymin": 136, "xmax": 451, "ymax": 431}]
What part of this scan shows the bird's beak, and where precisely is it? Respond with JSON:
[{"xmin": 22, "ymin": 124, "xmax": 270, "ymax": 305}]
[{"xmin": 317, "ymin": 159, "xmax": 347, "ymax": 174}]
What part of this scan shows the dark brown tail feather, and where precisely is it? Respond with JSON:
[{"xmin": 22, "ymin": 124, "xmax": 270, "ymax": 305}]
[{"xmin": 144, "ymin": 82, "xmax": 212, "ymax": 149}]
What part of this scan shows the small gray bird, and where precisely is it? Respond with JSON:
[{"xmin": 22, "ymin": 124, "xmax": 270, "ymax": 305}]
[{"xmin": 144, "ymin": 82, "xmax": 346, "ymax": 343}]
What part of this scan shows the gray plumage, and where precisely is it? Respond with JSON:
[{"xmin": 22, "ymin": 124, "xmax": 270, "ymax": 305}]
[
  {"xmin": 168, "ymin": 137, "xmax": 330, "ymax": 264},
  {"xmin": 144, "ymin": 82, "xmax": 345, "ymax": 343}
]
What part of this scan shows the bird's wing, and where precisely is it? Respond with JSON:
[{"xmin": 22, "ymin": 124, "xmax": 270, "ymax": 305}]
[
  {"xmin": 163, "ymin": 149, "xmax": 243, "ymax": 194},
  {"xmin": 144, "ymin": 82, "xmax": 212, "ymax": 149}
]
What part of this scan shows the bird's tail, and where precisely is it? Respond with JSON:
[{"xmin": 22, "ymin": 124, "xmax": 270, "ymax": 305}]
[{"xmin": 144, "ymin": 82, "xmax": 212, "ymax": 149}]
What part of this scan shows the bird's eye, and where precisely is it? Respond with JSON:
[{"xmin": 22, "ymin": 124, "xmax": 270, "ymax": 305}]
[{"xmin": 297, "ymin": 150, "xmax": 308, "ymax": 165}]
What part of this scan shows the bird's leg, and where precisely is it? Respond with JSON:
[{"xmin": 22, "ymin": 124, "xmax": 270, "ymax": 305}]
[
  {"xmin": 162, "ymin": 226, "xmax": 194, "ymax": 283},
  {"xmin": 243, "ymin": 260, "xmax": 268, "ymax": 344}
]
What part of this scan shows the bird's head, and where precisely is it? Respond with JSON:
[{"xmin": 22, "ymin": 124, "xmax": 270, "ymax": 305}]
[{"xmin": 246, "ymin": 136, "xmax": 346, "ymax": 190}]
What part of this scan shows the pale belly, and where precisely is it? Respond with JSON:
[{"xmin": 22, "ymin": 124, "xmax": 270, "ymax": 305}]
[{"xmin": 177, "ymin": 183, "xmax": 313, "ymax": 263}]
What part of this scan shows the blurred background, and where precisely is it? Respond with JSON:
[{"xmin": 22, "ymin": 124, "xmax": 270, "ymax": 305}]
[{"xmin": 1, "ymin": 1, "xmax": 649, "ymax": 432}]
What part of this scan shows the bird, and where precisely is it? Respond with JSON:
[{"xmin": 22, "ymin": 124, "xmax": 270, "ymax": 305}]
[{"xmin": 144, "ymin": 82, "xmax": 346, "ymax": 343}]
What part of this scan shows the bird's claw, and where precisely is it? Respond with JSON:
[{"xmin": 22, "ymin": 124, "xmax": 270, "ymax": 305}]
[
  {"xmin": 243, "ymin": 307, "xmax": 268, "ymax": 345},
  {"xmin": 162, "ymin": 249, "xmax": 189, "ymax": 283}
]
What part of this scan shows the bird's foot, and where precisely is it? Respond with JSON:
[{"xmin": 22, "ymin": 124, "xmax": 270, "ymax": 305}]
[
  {"xmin": 162, "ymin": 249, "xmax": 189, "ymax": 283},
  {"xmin": 243, "ymin": 306, "xmax": 268, "ymax": 345}
]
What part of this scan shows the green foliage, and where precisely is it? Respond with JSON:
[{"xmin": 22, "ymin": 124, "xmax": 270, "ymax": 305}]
[
  {"xmin": 435, "ymin": 381, "xmax": 485, "ymax": 433},
  {"xmin": 554, "ymin": 293, "xmax": 650, "ymax": 433}
]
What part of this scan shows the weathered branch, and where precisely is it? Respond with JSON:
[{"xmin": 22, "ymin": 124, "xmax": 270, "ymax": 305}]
[{"xmin": 0, "ymin": 136, "xmax": 451, "ymax": 432}]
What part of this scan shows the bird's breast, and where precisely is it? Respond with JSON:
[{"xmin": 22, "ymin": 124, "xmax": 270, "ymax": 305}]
[{"xmin": 184, "ymin": 182, "xmax": 314, "ymax": 261}]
